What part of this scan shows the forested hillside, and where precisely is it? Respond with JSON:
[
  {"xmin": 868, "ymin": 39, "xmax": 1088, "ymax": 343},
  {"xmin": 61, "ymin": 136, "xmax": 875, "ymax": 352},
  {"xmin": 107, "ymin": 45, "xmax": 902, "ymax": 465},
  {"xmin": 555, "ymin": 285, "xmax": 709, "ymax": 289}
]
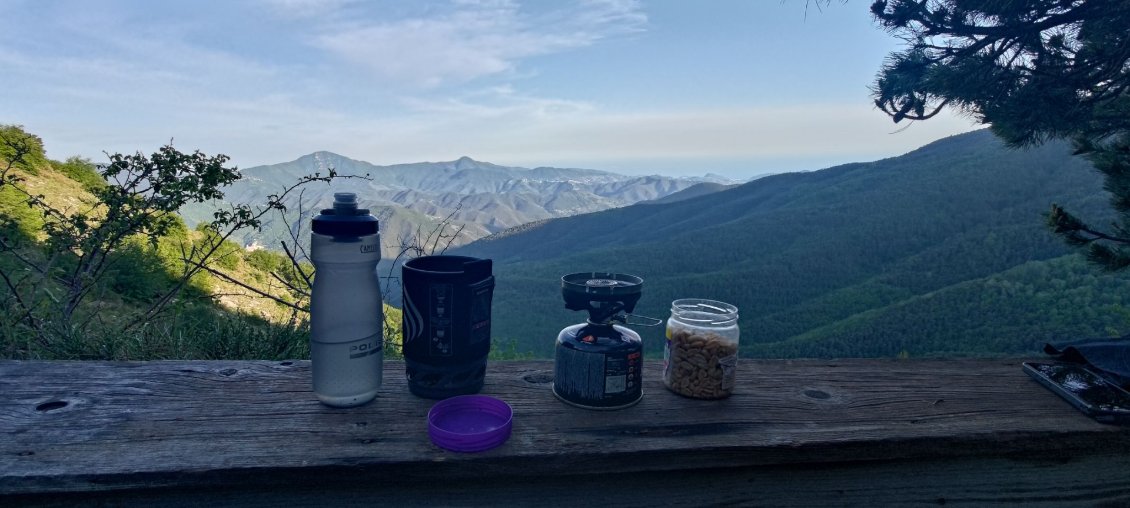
[
  {"xmin": 454, "ymin": 129, "xmax": 1128, "ymax": 358},
  {"xmin": 748, "ymin": 254, "xmax": 1130, "ymax": 358}
]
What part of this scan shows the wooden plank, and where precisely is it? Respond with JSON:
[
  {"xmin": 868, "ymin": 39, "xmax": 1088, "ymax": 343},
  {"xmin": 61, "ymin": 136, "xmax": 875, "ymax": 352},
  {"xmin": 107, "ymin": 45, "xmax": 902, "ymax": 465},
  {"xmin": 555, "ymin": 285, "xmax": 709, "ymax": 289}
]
[
  {"xmin": 2, "ymin": 359, "xmax": 1129, "ymax": 499},
  {"xmin": 10, "ymin": 453, "xmax": 1130, "ymax": 507}
]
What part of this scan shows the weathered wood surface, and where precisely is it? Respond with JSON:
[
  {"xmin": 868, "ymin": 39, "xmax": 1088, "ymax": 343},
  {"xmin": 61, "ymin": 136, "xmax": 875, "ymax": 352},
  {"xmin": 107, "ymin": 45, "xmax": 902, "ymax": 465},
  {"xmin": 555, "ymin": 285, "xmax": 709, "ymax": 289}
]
[{"xmin": 3, "ymin": 359, "xmax": 1130, "ymax": 506}]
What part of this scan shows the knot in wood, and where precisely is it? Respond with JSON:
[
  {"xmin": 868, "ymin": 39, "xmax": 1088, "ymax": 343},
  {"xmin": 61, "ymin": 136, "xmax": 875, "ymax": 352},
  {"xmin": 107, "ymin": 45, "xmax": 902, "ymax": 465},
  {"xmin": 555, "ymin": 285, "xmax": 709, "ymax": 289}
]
[
  {"xmin": 35, "ymin": 401, "xmax": 68, "ymax": 412},
  {"xmin": 803, "ymin": 389, "xmax": 831, "ymax": 400},
  {"xmin": 523, "ymin": 372, "xmax": 554, "ymax": 384}
]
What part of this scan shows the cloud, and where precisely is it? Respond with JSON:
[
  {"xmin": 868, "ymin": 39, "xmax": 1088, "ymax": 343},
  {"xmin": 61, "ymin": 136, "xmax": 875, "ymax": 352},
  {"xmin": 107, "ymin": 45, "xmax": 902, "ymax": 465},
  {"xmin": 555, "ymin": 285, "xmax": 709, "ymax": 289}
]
[
  {"xmin": 311, "ymin": 0, "xmax": 646, "ymax": 87},
  {"xmin": 352, "ymin": 83, "xmax": 975, "ymax": 163},
  {"xmin": 399, "ymin": 85, "xmax": 595, "ymax": 120},
  {"xmin": 478, "ymin": 104, "xmax": 979, "ymax": 164}
]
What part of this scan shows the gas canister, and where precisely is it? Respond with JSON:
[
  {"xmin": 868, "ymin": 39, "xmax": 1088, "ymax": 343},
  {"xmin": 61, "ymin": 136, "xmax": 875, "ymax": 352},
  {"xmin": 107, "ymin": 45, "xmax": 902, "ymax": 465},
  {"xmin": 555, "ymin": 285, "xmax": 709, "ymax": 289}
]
[{"xmin": 553, "ymin": 272, "xmax": 657, "ymax": 410}]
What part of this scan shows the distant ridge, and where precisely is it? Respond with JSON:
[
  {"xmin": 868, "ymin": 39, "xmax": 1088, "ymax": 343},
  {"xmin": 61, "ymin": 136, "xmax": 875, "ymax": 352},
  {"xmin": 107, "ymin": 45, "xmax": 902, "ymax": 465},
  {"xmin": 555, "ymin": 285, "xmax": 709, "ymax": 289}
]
[
  {"xmin": 179, "ymin": 153, "xmax": 729, "ymax": 258},
  {"xmin": 644, "ymin": 182, "xmax": 736, "ymax": 204}
]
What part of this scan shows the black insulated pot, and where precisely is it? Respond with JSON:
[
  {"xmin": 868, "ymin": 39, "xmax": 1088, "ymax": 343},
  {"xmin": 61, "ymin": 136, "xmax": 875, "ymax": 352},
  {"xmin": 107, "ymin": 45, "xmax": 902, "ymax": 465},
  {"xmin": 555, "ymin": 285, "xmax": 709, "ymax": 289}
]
[{"xmin": 401, "ymin": 255, "xmax": 494, "ymax": 399}]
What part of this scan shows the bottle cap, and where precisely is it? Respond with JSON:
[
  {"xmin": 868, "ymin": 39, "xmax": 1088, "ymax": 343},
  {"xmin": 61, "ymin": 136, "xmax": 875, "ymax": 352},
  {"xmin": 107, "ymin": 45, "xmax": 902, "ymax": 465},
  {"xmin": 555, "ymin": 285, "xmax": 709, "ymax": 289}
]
[
  {"xmin": 427, "ymin": 395, "xmax": 513, "ymax": 452},
  {"xmin": 311, "ymin": 192, "xmax": 378, "ymax": 236}
]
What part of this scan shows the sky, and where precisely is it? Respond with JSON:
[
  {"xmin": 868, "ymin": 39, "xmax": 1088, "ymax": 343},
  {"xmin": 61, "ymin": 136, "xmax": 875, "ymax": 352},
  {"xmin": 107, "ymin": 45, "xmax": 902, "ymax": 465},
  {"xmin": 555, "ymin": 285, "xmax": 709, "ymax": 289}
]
[{"xmin": 0, "ymin": 0, "xmax": 979, "ymax": 180}]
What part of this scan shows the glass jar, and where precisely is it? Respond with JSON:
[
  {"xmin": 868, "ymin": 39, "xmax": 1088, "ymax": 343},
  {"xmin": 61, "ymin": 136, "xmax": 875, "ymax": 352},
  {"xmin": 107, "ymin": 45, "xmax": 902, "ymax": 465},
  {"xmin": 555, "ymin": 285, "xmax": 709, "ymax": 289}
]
[{"xmin": 663, "ymin": 299, "xmax": 739, "ymax": 399}]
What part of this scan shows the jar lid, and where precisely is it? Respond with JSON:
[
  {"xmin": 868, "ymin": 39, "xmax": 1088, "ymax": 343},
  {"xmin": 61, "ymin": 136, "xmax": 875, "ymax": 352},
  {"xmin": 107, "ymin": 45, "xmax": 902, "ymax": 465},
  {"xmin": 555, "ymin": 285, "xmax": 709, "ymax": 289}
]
[
  {"xmin": 671, "ymin": 298, "xmax": 739, "ymax": 325},
  {"xmin": 427, "ymin": 395, "xmax": 513, "ymax": 452}
]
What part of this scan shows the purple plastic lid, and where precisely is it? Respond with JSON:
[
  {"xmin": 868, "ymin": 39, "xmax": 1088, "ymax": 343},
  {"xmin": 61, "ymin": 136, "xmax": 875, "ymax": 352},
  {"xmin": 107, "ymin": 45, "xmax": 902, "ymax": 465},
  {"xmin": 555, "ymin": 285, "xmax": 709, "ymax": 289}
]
[{"xmin": 427, "ymin": 395, "xmax": 513, "ymax": 453}]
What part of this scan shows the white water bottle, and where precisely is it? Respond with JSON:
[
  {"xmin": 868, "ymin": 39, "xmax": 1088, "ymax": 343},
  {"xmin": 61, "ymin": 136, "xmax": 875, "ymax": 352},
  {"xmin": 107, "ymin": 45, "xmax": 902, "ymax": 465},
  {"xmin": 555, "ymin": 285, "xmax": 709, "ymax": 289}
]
[{"xmin": 309, "ymin": 192, "xmax": 383, "ymax": 407}]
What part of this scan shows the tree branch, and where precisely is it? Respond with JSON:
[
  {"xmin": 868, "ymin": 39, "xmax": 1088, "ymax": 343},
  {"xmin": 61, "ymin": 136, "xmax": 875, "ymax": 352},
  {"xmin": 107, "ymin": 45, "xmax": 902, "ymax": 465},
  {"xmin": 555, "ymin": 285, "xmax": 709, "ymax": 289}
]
[{"xmin": 190, "ymin": 261, "xmax": 307, "ymax": 313}]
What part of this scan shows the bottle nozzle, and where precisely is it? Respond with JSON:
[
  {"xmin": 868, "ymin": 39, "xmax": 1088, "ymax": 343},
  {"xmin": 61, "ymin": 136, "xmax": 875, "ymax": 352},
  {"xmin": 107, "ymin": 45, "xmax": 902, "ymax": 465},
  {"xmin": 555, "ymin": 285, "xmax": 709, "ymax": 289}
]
[{"xmin": 333, "ymin": 192, "xmax": 359, "ymax": 213}]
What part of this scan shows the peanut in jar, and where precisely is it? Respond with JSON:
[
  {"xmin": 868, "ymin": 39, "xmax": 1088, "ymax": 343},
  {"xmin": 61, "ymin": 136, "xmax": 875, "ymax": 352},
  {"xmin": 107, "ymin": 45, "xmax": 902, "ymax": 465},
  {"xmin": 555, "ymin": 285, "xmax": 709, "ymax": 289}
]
[{"xmin": 662, "ymin": 299, "xmax": 739, "ymax": 399}]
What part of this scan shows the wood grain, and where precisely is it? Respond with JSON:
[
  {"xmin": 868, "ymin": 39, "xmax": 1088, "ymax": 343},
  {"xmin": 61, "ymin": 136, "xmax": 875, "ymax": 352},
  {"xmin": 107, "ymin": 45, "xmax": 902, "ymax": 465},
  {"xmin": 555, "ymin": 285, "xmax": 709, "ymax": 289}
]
[{"xmin": 2, "ymin": 359, "xmax": 1129, "ymax": 505}]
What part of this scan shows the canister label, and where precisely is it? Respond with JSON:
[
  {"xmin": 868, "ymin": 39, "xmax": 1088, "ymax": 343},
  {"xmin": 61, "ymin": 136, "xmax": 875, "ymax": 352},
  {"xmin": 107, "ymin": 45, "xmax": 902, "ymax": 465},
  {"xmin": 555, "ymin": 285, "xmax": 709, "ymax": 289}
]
[{"xmin": 554, "ymin": 347, "xmax": 642, "ymax": 409}]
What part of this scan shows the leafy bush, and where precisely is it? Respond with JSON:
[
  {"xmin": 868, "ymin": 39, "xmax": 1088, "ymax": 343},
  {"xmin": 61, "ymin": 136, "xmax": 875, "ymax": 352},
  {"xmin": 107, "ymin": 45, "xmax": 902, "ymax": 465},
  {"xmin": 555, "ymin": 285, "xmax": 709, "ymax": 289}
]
[
  {"xmin": 0, "ymin": 125, "xmax": 46, "ymax": 175},
  {"xmin": 108, "ymin": 239, "xmax": 173, "ymax": 302},
  {"xmin": 53, "ymin": 156, "xmax": 106, "ymax": 192},
  {"xmin": 246, "ymin": 249, "xmax": 286, "ymax": 273}
]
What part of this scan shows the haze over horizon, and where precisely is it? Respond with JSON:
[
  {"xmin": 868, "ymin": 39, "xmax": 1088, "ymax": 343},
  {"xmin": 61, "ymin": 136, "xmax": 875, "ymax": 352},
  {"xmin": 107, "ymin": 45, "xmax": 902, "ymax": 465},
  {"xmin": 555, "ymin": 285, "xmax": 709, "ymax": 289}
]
[{"xmin": 0, "ymin": 0, "xmax": 979, "ymax": 179}]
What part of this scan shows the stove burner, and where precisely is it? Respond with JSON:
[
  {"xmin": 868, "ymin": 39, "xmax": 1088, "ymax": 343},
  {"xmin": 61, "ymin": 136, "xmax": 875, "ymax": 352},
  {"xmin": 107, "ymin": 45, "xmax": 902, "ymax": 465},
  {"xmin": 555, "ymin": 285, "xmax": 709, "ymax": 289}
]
[{"xmin": 586, "ymin": 278, "xmax": 630, "ymax": 288}]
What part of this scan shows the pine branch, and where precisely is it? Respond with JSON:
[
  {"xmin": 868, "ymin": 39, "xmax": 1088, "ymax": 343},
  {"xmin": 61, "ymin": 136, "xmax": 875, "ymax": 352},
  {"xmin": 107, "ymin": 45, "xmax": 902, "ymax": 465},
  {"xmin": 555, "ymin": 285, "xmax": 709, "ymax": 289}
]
[{"xmin": 1049, "ymin": 204, "xmax": 1130, "ymax": 245}]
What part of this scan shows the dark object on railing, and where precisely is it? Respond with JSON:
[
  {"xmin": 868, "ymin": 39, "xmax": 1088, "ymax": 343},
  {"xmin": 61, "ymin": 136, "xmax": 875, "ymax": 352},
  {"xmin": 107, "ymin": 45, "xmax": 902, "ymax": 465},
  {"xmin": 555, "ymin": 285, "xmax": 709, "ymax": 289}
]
[
  {"xmin": 1044, "ymin": 337, "xmax": 1130, "ymax": 389},
  {"xmin": 1023, "ymin": 361, "xmax": 1130, "ymax": 424}
]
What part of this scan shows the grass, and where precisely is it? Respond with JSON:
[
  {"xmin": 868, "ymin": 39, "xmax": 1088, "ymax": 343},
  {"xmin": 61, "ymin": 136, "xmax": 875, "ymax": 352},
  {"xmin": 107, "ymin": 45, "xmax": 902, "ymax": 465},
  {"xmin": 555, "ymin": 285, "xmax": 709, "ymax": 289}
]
[{"xmin": 1, "ymin": 303, "xmax": 308, "ymax": 360}]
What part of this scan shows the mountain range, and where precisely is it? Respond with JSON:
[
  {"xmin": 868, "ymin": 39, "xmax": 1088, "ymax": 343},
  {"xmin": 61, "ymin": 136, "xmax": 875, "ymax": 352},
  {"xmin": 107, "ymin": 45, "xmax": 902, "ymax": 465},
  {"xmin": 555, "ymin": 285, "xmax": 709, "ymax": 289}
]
[
  {"xmin": 450, "ymin": 129, "xmax": 1130, "ymax": 358},
  {"xmin": 180, "ymin": 153, "xmax": 729, "ymax": 258}
]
